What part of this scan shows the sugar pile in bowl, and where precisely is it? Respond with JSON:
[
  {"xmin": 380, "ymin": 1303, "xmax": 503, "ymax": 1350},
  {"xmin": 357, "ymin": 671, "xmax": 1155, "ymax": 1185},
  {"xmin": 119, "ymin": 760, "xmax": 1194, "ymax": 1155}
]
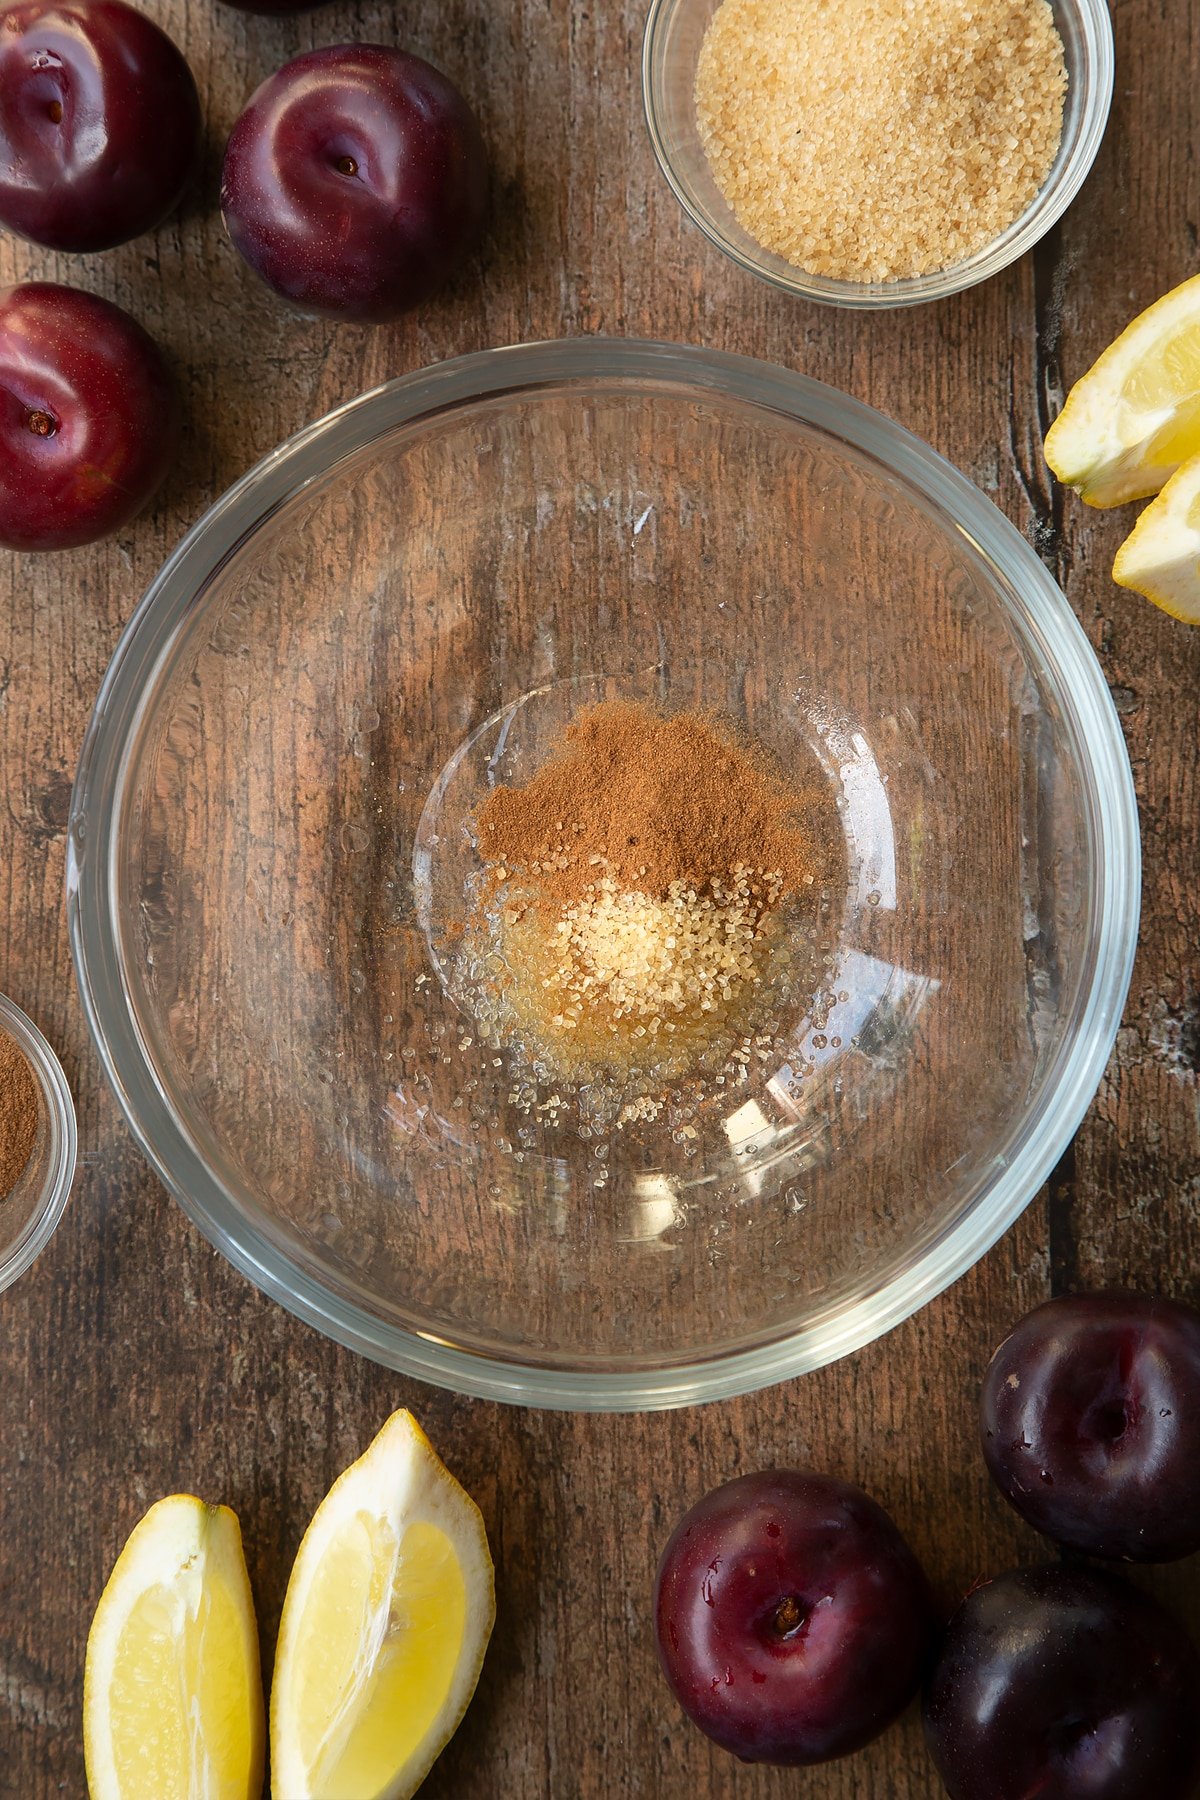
[{"xmin": 696, "ymin": 0, "xmax": 1067, "ymax": 283}]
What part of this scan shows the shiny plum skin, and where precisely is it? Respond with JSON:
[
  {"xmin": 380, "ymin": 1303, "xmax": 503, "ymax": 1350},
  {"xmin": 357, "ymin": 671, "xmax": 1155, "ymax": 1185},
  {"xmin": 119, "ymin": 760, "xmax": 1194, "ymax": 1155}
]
[
  {"xmin": 653, "ymin": 1470, "xmax": 934, "ymax": 1766},
  {"xmin": 0, "ymin": 283, "xmax": 179, "ymax": 551},
  {"xmin": 220, "ymin": 45, "xmax": 488, "ymax": 324},
  {"xmin": 0, "ymin": 0, "xmax": 200, "ymax": 252},
  {"xmin": 925, "ymin": 1566, "xmax": 1200, "ymax": 1800},
  {"xmin": 981, "ymin": 1290, "xmax": 1200, "ymax": 1561}
]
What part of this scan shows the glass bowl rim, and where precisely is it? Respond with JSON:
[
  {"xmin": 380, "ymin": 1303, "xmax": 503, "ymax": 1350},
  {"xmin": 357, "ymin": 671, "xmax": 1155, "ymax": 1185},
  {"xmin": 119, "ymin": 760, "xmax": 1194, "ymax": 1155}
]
[
  {"xmin": 0, "ymin": 992, "xmax": 77, "ymax": 1291},
  {"xmin": 67, "ymin": 337, "xmax": 1139, "ymax": 1409},
  {"xmin": 641, "ymin": 0, "xmax": 1115, "ymax": 309}
]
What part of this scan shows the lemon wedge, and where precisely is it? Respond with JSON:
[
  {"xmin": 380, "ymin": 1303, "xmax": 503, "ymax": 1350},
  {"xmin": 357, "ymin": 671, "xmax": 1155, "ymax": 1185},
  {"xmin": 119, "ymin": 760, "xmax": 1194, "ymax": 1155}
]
[
  {"xmin": 1112, "ymin": 453, "xmax": 1200, "ymax": 623},
  {"xmin": 83, "ymin": 1495, "xmax": 264, "ymax": 1800},
  {"xmin": 269, "ymin": 1409, "xmax": 495, "ymax": 1800},
  {"xmin": 1045, "ymin": 272, "xmax": 1200, "ymax": 506}
]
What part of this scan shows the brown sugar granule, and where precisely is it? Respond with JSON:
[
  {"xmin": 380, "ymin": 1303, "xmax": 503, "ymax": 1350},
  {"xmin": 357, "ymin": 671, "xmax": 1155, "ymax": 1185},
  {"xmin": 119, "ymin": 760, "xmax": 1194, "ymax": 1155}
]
[
  {"xmin": 475, "ymin": 700, "xmax": 820, "ymax": 911},
  {"xmin": 0, "ymin": 1029, "xmax": 39, "ymax": 1199},
  {"xmin": 695, "ymin": 0, "xmax": 1068, "ymax": 283}
]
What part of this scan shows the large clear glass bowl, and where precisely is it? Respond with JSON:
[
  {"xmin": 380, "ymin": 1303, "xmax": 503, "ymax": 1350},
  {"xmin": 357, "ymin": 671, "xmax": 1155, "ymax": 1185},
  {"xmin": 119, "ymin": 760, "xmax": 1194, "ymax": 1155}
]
[
  {"xmin": 643, "ymin": 0, "xmax": 1114, "ymax": 308},
  {"xmin": 68, "ymin": 341, "xmax": 1138, "ymax": 1409}
]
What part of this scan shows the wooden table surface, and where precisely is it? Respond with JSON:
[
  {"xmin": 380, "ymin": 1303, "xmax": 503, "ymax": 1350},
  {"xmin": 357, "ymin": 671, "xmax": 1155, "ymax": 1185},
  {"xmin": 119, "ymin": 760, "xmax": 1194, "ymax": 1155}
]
[{"xmin": 2, "ymin": 0, "xmax": 1198, "ymax": 1794}]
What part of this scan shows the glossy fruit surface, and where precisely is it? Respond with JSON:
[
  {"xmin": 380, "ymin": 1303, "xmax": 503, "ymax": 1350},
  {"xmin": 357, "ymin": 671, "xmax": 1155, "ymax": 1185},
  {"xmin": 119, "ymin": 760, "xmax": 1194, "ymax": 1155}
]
[
  {"xmin": 924, "ymin": 1565, "xmax": 1200, "ymax": 1800},
  {"xmin": 0, "ymin": 282, "xmax": 178, "ymax": 551},
  {"xmin": 220, "ymin": 44, "xmax": 488, "ymax": 324},
  {"xmin": 981, "ymin": 1290, "xmax": 1200, "ymax": 1560},
  {"xmin": 0, "ymin": 0, "xmax": 201, "ymax": 252},
  {"xmin": 653, "ymin": 1469, "xmax": 933, "ymax": 1766}
]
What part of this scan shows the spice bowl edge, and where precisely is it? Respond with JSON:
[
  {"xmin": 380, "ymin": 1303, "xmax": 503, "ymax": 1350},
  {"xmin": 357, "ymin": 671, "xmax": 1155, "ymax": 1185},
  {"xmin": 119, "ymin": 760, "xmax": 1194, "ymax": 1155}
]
[{"xmin": 0, "ymin": 992, "xmax": 77, "ymax": 1292}]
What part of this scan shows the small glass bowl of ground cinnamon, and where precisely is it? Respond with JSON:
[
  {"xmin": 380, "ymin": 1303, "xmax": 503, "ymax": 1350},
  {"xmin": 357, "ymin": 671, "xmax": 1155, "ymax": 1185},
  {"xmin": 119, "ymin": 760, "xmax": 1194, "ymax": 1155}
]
[{"xmin": 0, "ymin": 993, "xmax": 76, "ymax": 1292}]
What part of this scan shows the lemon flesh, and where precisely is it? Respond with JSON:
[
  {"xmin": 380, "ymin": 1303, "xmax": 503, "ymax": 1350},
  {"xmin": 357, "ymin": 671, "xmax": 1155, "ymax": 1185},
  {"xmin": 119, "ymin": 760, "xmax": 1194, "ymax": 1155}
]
[
  {"xmin": 1113, "ymin": 453, "xmax": 1200, "ymax": 624},
  {"xmin": 291, "ymin": 1518, "xmax": 465, "ymax": 1794},
  {"xmin": 270, "ymin": 1410, "xmax": 494, "ymax": 1800},
  {"xmin": 1046, "ymin": 273, "xmax": 1200, "ymax": 506},
  {"xmin": 84, "ymin": 1496, "xmax": 264, "ymax": 1800}
]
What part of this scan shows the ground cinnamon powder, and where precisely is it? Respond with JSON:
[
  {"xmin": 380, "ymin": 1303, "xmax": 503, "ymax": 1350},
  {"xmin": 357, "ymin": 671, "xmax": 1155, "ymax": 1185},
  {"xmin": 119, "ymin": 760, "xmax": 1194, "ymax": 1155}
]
[
  {"xmin": 462, "ymin": 699, "xmax": 842, "ymax": 1112},
  {"xmin": 476, "ymin": 700, "xmax": 821, "ymax": 904},
  {"xmin": 0, "ymin": 1029, "xmax": 39, "ymax": 1200}
]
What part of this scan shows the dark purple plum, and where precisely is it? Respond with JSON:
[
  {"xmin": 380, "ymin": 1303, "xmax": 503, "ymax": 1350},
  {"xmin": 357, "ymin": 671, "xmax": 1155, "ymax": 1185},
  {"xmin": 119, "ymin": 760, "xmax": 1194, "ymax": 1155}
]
[
  {"xmin": 925, "ymin": 1565, "xmax": 1200, "ymax": 1800},
  {"xmin": 981, "ymin": 1290, "xmax": 1200, "ymax": 1561},
  {"xmin": 0, "ymin": 282, "xmax": 179, "ymax": 551},
  {"xmin": 653, "ymin": 1470, "xmax": 933, "ymax": 1766},
  {"xmin": 0, "ymin": 0, "xmax": 200, "ymax": 252},
  {"xmin": 220, "ymin": 44, "xmax": 488, "ymax": 324}
]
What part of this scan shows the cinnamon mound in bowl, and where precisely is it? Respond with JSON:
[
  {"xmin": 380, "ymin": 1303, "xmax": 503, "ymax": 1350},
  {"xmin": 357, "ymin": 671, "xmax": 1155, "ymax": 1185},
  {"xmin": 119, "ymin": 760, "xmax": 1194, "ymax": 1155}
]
[
  {"xmin": 476, "ymin": 700, "xmax": 818, "ymax": 907},
  {"xmin": 462, "ymin": 700, "xmax": 842, "ymax": 1125}
]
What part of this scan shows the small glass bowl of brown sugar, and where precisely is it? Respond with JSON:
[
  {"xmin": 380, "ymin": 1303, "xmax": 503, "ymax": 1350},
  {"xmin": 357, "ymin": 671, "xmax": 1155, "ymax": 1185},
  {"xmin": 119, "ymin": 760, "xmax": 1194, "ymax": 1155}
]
[
  {"xmin": 643, "ymin": 0, "xmax": 1113, "ymax": 308},
  {"xmin": 0, "ymin": 994, "xmax": 77, "ymax": 1292}
]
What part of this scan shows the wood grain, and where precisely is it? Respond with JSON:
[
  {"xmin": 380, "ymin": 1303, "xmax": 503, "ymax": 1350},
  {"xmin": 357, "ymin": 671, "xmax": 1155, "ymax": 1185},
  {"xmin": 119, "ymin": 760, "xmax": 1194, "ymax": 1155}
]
[{"xmin": 0, "ymin": 0, "xmax": 1196, "ymax": 1795}]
